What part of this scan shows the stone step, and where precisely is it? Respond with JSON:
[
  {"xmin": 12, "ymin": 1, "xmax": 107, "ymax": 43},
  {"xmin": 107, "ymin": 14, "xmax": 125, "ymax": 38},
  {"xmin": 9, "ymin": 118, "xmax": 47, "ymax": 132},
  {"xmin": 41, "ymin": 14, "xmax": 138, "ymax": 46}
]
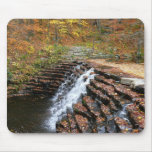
[
  {"xmin": 31, "ymin": 90, "xmax": 55, "ymax": 96},
  {"xmin": 113, "ymin": 84, "xmax": 140, "ymax": 100},
  {"xmin": 55, "ymin": 65, "xmax": 73, "ymax": 70},
  {"xmin": 95, "ymin": 75, "xmax": 115, "ymax": 86},
  {"xmin": 32, "ymin": 88, "xmax": 56, "ymax": 93},
  {"xmin": 114, "ymin": 117, "xmax": 133, "ymax": 133},
  {"xmin": 109, "ymin": 100, "xmax": 119, "ymax": 112},
  {"xmin": 95, "ymin": 116, "xmax": 106, "ymax": 133},
  {"xmin": 90, "ymin": 79, "xmax": 116, "ymax": 97},
  {"xmin": 56, "ymin": 118, "xmax": 70, "ymax": 133},
  {"xmin": 73, "ymin": 102, "xmax": 92, "ymax": 119},
  {"xmin": 82, "ymin": 96, "xmax": 101, "ymax": 118},
  {"xmin": 52, "ymin": 68, "xmax": 72, "ymax": 72},
  {"xmin": 100, "ymin": 103, "xmax": 113, "ymax": 119},
  {"xmin": 67, "ymin": 113, "xmax": 79, "ymax": 133},
  {"xmin": 73, "ymin": 70, "xmax": 81, "ymax": 77},
  {"xmin": 75, "ymin": 114, "xmax": 92, "ymax": 133},
  {"xmin": 94, "ymin": 68, "xmax": 121, "ymax": 81},
  {"xmin": 133, "ymin": 98, "xmax": 145, "ymax": 112},
  {"xmin": 41, "ymin": 70, "xmax": 68, "ymax": 75},
  {"xmin": 92, "ymin": 78, "xmax": 140, "ymax": 103},
  {"xmin": 86, "ymin": 84, "xmax": 110, "ymax": 105},
  {"xmin": 39, "ymin": 77, "xmax": 65, "ymax": 82},
  {"xmin": 106, "ymin": 117, "xmax": 117, "ymax": 133},
  {"xmin": 80, "ymin": 65, "xmax": 87, "ymax": 71},
  {"xmin": 95, "ymin": 73, "xmax": 141, "ymax": 100},
  {"xmin": 76, "ymin": 68, "xmax": 84, "ymax": 75},
  {"xmin": 43, "ymin": 73, "xmax": 65, "ymax": 77},
  {"xmin": 89, "ymin": 80, "xmax": 129, "ymax": 108},
  {"xmin": 59, "ymin": 63, "xmax": 77, "ymax": 66},
  {"xmin": 126, "ymin": 104, "xmax": 144, "ymax": 131}
]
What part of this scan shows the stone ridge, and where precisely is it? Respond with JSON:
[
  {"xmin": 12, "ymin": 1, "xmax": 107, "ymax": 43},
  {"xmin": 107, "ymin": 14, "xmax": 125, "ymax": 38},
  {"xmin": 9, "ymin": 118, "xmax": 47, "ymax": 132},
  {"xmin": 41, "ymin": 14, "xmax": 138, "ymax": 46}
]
[
  {"xmin": 56, "ymin": 61, "xmax": 145, "ymax": 133},
  {"xmin": 7, "ymin": 62, "xmax": 81, "ymax": 98}
]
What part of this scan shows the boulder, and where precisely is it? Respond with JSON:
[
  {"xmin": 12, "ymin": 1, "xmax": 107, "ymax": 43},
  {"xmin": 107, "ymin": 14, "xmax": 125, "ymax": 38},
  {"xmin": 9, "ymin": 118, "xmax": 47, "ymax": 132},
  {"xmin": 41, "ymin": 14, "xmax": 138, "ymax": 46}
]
[{"xmin": 120, "ymin": 77, "xmax": 144, "ymax": 91}]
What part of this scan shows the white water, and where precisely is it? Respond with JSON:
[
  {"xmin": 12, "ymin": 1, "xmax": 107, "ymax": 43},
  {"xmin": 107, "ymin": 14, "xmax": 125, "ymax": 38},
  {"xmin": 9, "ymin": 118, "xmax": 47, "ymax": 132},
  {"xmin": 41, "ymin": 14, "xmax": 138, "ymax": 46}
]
[
  {"xmin": 47, "ymin": 67, "xmax": 96, "ymax": 132},
  {"xmin": 116, "ymin": 103, "xmax": 133, "ymax": 123}
]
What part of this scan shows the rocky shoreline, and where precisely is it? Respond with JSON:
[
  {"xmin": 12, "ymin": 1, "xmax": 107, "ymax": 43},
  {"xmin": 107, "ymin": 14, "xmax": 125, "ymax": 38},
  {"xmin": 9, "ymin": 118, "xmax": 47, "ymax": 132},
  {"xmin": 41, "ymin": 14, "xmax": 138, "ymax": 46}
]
[{"xmin": 7, "ymin": 61, "xmax": 145, "ymax": 133}]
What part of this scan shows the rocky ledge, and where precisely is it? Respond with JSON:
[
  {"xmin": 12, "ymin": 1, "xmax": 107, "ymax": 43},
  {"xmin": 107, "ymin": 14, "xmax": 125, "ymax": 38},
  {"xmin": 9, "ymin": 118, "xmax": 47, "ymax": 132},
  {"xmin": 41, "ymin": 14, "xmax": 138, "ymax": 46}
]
[
  {"xmin": 7, "ymin": 61, "xmax": 145, "ymax": 133},
  {"xmin": 56, "ymin": 61, "xmax": 145, "ymax": 133}
]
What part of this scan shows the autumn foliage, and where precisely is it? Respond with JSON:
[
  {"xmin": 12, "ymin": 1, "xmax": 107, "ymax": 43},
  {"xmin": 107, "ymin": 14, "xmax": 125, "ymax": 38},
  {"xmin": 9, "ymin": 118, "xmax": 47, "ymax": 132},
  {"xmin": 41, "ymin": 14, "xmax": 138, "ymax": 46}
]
[{"xmin": 7, "ymin": 19, "xmax": 144, "ymax": 91}]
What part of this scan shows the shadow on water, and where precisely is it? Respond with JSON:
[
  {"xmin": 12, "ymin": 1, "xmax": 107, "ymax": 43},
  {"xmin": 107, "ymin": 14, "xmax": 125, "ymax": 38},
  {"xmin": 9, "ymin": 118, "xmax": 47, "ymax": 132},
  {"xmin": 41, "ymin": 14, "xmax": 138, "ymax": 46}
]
[{"xmin": 7, "ymin": 96, "xmax": 54, "ymax": 133}]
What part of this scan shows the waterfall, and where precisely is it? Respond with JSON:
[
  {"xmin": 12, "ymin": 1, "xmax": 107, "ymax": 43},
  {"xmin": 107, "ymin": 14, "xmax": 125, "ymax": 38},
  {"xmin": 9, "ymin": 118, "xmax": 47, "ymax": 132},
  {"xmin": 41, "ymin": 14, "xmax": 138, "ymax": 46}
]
[{"xmin": 46, "ymin": 67, "xmax": 96, "ymax": 132}]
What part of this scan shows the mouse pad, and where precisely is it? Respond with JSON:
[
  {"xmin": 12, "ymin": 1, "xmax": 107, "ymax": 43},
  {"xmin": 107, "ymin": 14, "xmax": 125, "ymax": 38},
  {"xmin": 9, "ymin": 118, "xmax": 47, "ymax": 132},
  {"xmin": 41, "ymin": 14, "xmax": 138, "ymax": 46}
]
[{"xmin": 7, "ymin": 19, "xmax": 144, "ymax": 133}]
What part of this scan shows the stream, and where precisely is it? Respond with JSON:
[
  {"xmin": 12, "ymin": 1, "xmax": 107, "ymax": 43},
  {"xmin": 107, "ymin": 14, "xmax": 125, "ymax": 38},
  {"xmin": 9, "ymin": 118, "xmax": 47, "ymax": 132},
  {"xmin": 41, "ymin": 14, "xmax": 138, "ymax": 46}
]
[{"xmin": 7, "ymin": 66, "xmax": 96, "ymax": 133}]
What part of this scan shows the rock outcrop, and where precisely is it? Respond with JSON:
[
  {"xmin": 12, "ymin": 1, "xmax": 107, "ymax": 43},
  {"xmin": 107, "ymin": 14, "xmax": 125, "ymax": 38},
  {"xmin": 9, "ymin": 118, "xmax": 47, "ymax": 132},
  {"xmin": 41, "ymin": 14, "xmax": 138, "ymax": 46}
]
[{"xmin": 56, "ymin": 61, "xmax": 145, "ymax": 133}]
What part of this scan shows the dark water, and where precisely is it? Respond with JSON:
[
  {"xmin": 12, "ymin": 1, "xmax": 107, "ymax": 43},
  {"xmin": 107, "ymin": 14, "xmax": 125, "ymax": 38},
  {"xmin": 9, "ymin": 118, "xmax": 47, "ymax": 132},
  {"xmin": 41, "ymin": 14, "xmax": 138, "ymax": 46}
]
[{"xmin": 7, "ymin": 96, "xmax": 53, "ymax": 133}]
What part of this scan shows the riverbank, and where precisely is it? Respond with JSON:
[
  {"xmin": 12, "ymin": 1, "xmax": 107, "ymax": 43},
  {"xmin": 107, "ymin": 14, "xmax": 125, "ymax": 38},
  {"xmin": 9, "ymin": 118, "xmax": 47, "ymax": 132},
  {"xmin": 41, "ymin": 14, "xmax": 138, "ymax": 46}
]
[{"xmin": 86, "ymin": 59, "xmax": 144, "ymax": 79}]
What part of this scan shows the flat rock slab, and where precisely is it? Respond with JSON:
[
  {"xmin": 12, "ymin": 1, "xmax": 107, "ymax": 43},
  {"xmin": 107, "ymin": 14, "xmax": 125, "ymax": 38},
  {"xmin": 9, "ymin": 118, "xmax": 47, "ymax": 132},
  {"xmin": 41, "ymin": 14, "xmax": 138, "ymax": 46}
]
[{"xmin": 121, "ymin": 77, "xmax": 144, "ymax": 90}]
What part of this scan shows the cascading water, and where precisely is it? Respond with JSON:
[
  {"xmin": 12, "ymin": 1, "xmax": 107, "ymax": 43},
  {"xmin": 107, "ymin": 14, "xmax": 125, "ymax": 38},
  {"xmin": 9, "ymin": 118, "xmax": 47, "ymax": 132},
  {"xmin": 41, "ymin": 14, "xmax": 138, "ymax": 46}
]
[
  {"xmin": 116, "ymin": 103, "xmax": 133, "ymax": 122},
  {"xmin": 46, "ymin": 67, "xmax": 96, "ymax": 132}
]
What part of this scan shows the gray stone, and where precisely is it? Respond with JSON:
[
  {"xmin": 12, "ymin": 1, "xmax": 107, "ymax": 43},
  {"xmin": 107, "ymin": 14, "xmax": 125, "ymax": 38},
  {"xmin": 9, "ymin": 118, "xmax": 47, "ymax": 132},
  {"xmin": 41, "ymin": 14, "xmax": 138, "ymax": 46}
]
[{"xmin": 120, "ymin": 77, "xmax": 144, "ymax": 89}]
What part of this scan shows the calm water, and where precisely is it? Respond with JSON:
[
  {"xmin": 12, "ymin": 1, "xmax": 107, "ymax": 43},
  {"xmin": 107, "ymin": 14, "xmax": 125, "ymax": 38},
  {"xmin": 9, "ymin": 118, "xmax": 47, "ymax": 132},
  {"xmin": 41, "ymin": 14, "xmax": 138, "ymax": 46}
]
[{"xmin": 7, "ymin": 96, "xmax": 53, "ymax": 133}]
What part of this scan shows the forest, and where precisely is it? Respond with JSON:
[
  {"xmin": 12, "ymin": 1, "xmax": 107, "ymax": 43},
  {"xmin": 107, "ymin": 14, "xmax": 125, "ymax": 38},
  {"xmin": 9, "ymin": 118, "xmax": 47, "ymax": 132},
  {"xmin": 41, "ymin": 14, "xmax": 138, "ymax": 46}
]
[{"xmin": 7, "ymin": 19, "xmax": 144, "ymax": 93}]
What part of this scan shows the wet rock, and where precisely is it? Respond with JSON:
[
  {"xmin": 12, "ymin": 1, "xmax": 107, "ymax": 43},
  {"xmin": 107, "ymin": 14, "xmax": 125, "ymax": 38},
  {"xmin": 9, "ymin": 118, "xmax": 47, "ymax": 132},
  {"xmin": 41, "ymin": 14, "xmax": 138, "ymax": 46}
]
[
  {"xmin": 104, "ymin": 73, "xmax": 120, "ymax": 81},
  {"xmin": 41, "ymin": 70, "xmax": 66, "ymax": 74},
  {"xmin": 106, "ymin": 117, "xmax": 117, "ymax": 133},
  {"xmin": 90, "ymin": 72, "xmax": 95, "ymax": 75},
  {"xmin": 111, "ymin": 94, "xmax": 131, "ymax": 108},
  {"xmin": 82, "ymin": 96, "xmax": 100, "ymax": 118},
  {"xmin": 85, "ymin": 64, "xmax": 92, "ymax": 70},
  {"xmin": 56, "ymin": 119, "xmax": 70, "ymax": 133},
  {"xmin": 133, "ymin": 98, "xmax": 145, "ymax": 112},
  {"xmin": 90, "ymin": 80, "xmax": 115, "ymax": 97},
  {"xmin": 60, "ymin": 63, "xmax": 77, "ymax": 66},
  {"xmin": 109, "ymin": 100, "xmax": 118, "ymax": 112},
  {"xmin": 73, "ymin": 70, "xmax": 80, "ymax": 77},
  {"xmin": 67, "ymin": 113, "xmax": 79, "ymax": 133},
  {"xmin": 75, "ymin": 114, "xmax": 91, "ymax": 133},
  {"xmin": 56, "ymin": 126, "xmax": 70, "ymax": 133},
  {"xmin": 95, "ymin": 75, "xmax": 115, "ymax": 86},
  {"xmin": 73, "ymin": 102, "xmax": 92, "ymax": 119},
  {"xmin": 60, "ymin": 120, "xmax": 69, "ymax": 129},
  {"xmin": 100, "ymin": 103, "xmax": 112, "ymax": 118},
  {"xmin": 83, "ymin": 76, "xmax": 88, "ymax": 81},
  {"xmin": 126, "ymin": 104, "xmax": 144, "ymax": 130},
  {"xmin": 95, "ymin": 116, "xmax": 106, "ymax": 133},
  {"xmin": 53, "ymin": 68, "xmax": 71, "ymax": 72},
  {"xmin": 76, "ymin": 69, "xmax": 84, "ymax": 75},
  {"xmin": 114, "ymin": 117, "xmax": 132, "ymax": 133},
  {"xmin": 80, "ymin": 65, "xmax": 87, "ymax": 71},
  {"xmin": 94, "ymin": 68, "xmax": 121, "ymax": 81},
  {"xmin": 114, "ymin": 84, "xmax": 139, "ymax": 100},
  {"xmin": 86, "ymin": 85, "xmax": 110, "ymax": 105}
]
